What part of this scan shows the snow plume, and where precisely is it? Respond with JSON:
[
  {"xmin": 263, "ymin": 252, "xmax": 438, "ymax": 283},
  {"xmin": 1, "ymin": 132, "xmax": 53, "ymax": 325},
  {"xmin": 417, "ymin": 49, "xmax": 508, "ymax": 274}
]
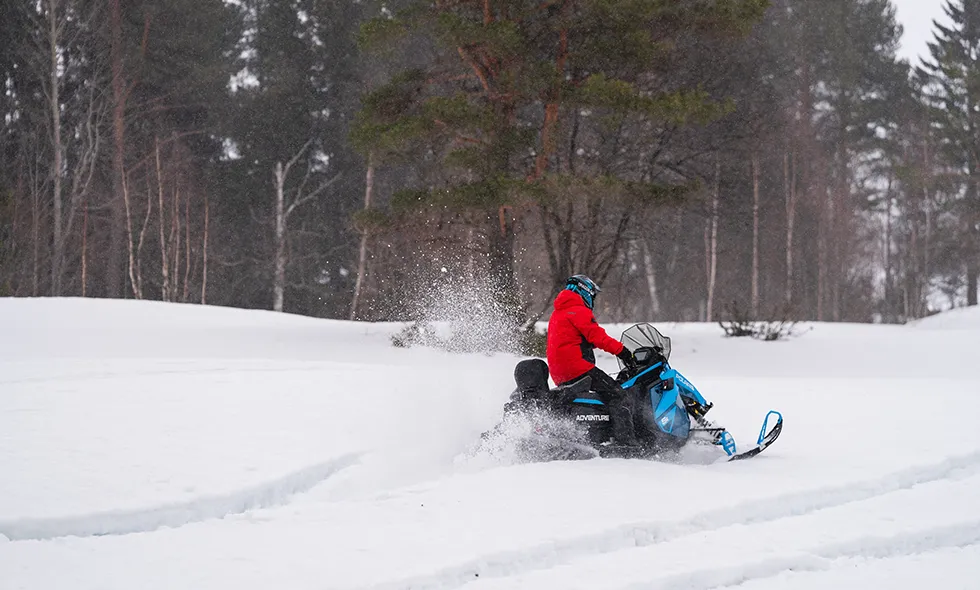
[
  {"xmin": 394, "ymin": 270, "xmax": 533, "ymax": 355},
  {"xmin": 458, "ymin": 408, "xmax": 597, "ymax": 469},
  {"xmin": 456, "ymin": 417, "xmax": 531, "ymax": 468}
]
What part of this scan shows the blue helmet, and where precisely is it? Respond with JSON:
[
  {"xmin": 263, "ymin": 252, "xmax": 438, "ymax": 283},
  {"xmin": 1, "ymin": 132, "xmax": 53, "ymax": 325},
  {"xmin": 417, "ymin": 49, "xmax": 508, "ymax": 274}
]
[{"xmin": 565, "ymin": 274, "xmax": 601, "ymax": 309}]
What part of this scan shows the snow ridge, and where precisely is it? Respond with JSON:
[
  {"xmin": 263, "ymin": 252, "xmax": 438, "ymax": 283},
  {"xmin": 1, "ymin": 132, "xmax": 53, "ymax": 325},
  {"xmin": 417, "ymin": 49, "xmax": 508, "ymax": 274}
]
[
  {"xmin": 361, "ymin": 451, "xmax": 980, "ymax": 590},
  {"xmin": 0, "ymin": 453, "xmax": 360, "ymax": 541},
  {"xmin": 616, "ymin": 520, "xmax": 980, "ymax": 590}
]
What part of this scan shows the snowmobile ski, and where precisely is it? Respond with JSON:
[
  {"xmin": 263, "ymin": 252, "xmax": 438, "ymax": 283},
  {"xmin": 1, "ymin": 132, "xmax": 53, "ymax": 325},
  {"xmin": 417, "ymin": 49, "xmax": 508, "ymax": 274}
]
[{"xmin": 726, "ymin": 410, "xmax": 783, "ymax": 462}]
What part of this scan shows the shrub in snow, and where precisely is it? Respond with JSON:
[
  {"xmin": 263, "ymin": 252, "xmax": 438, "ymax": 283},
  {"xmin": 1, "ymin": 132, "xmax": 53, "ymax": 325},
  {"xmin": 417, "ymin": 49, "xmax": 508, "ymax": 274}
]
[{"xmin": 718, "ymin": 301, "xmax": 809, "ymax": 341}]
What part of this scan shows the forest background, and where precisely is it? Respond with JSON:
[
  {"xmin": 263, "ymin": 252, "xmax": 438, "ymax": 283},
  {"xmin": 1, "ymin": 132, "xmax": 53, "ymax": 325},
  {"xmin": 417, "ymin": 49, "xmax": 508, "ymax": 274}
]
[{"xmin": 2, "ymin": 0, "xmax": 978, "ymax": 339}]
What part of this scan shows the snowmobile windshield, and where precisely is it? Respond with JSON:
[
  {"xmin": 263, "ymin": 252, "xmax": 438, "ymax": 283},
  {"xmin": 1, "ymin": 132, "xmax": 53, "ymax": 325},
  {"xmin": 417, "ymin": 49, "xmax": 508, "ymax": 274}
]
[{"xmin": 620, "ymin": 323, "xmax": 671, "ymax": 362}]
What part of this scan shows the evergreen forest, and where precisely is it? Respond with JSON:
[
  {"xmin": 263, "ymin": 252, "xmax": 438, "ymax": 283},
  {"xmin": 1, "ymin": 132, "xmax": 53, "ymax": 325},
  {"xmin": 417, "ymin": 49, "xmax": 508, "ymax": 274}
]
[{"xmin": 2, "ymin": 0, "xmax": 979, "ymax": 330}]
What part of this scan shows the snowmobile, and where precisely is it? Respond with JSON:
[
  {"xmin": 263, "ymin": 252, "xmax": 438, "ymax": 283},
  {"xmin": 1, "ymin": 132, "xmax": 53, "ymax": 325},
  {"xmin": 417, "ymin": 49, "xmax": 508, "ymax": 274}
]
[{"xmin": 486, "ymin": 323, "xmax": 782, "ymax": 462}]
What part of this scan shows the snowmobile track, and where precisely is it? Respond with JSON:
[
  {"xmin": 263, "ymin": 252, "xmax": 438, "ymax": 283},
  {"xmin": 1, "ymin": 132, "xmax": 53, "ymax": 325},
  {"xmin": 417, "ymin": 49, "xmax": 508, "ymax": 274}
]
[
  {"xmin": 0, "ymin": 361, "xmax": 341, "ymax": 387},
  {"xmin": 0, "ymin": 453, "xmax": 360, "ymax": 541},
  {"xmin": 614, "ymin": 519, "xmax": 980, "ymax": 590},
  {"xmin": 360, "ymin": 451, "xmax": 980, "ymax": 590}
]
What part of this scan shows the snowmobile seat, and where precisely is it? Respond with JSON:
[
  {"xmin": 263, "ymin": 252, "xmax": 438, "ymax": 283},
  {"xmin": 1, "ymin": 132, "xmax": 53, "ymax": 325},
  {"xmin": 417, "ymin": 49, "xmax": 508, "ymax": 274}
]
[{"xmin": 513, "ymin": 358, "xmax": 550, "ymax": 400}]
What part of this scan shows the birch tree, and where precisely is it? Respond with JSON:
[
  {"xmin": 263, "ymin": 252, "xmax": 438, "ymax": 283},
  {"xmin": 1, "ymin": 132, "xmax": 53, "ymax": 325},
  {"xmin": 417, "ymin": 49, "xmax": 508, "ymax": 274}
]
[
  {"xmin": 350, "ymin": 154, "xmax": 375, "ymax": 320},
  {"xmin": 272, "ymin": 139, "xmax": 341, "ymax": 312}
]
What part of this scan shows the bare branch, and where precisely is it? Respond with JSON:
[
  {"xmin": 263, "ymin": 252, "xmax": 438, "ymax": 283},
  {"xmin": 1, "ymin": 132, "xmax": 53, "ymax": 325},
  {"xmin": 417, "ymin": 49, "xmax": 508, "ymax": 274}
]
[
  {"xmin": 287, "ymin": 172, "xmax": 343, "ymax": 217},
  {"xmin": 282, "ymin": 138, "xmax": 315, "ymax": 181}
]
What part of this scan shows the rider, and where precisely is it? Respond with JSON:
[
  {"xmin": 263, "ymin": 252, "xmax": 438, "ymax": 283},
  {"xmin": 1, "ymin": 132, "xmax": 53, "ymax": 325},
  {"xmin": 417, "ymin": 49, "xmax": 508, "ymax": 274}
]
[{"xmin": 546, "ymin": 275, "xmax": 641, "ymax": 447}]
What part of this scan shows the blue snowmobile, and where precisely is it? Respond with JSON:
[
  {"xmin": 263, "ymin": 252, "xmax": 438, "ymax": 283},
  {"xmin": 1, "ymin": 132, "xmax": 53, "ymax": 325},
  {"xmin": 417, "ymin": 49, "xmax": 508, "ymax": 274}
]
[{"xmin": 491, "ymin": 323, "xmax": 782, "ymax": 462}]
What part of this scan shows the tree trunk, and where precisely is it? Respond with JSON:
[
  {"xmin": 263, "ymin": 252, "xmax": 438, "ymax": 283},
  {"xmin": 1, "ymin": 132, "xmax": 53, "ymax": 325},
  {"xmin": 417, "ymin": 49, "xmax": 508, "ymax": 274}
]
[
  {"xmin": 799, "ymin": 57, "xmax": 817, "ymax": 319},
  {"xmin": 183, "ymin": 193, "xmax": 191, "ymax": 302},
  {"xmin": 706, "ymin": 161, "xmax": 720, "ymax": 322},
  {"xmin": 532, "ymin": 5, "xmax": 569, "ymax": 180},
  {"xmin": 817, "ymin": 183, "xmax": 827, "ymax": 321},
  {"xmin": 81, "ymin": 195, "xmax": 88, "ymax": 297},
  {"xmin": 201, "ymin": 192, "xmax": 209, "ymax": 305},
  {"xmin": 968, "ymin": 260, "xmax": 978, "ymax": 306},
  {"xmin": 273, "ymin": 162, "xmax": 287, "ymax": 312},
  {"xmin": 156, "ymin": 138, "xmax": 170, "ymax": 301},
  {"xmin": 668, "ymin": 209, "xmax": 681, "ymax": 275},
  {"xmin": 488, "ymin": 209, "xmax": 518, "ymax": 323},
  {"xmin": 106, "ymin": 0, "xmax": 126, "ymax": 298},
  {"xmin": 703, "ymin": 209, "xmax": 709, "ymax": 321},
  {"xmin": 922, "ymin": 137, "xmax": 932, "ymax": 317},
  {"xmin": 47, "ymin": 0, "xmax": 64, "ymax": 296},
  {"xmin": 123, "ymin": 174, "xmax": 139, "ymax": 299},
  {"xmin": 832, "ymin": 146, "xmax": 848, "ymax": 322},
  {"xmin": 135, "ymin": 174, "xmax": 153, "ymax": 297},
  {"xmin": 884, "ymin": 177, "xmax": 893, "ymax": 320},
  {"xmin": 784, "ymin": 148, "xmax": 797, "ymax": 308},
  {"xmin": 466, "ymin": 226, "xmax": 476, "ymax": 282},
  {"xmin": 965, "ymin": 82, "xmax": 978, "ymax": 307},
  {"xmin": 171, "ymin": 185, "xmax": 181, "ymax": 301},
  {"xmin": 32, "ymin": 177, "xmax": 39, "ymax": 296},
  {"xmin": 267, "ymin": 140, "xmax": 328, "ymax": 313},
  {"xmin": 968, "ymin": 176, "xmax": 979, "ymax": 307},
  {"xmin": 751, "ymin": 153, "xmax": 760, "ymax": 318},
  {"xmin": 641, "ymin": 238, "xmax": 660, "ymax": 318},
  {"xmin": 350, "ymin": 155, "xmax": 375, "ymax": 320}
]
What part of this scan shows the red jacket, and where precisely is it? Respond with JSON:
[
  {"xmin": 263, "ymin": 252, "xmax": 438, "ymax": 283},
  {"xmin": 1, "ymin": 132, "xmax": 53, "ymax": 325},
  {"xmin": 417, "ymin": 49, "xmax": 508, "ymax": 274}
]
[{"xmin": 546, "ymin": 290, "xmax": 625, "ymax": 385}]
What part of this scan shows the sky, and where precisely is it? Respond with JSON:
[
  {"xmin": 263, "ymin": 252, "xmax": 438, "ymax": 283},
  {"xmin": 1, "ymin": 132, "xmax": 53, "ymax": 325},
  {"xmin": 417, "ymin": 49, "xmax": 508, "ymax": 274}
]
[{"xmin": 892, "ymin": 0, "xmax": 953, "ymax": 65}]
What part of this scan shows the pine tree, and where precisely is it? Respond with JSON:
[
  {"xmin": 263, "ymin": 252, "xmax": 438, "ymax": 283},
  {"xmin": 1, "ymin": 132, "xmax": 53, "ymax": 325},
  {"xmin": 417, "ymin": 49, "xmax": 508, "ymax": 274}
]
[
  {"xmin": 918, "ymin": 0, "xmax": 980, "ymax": 306},
  {"xmin": 354, "ymin": 0, "xmax": 768, "ymax": 325}
]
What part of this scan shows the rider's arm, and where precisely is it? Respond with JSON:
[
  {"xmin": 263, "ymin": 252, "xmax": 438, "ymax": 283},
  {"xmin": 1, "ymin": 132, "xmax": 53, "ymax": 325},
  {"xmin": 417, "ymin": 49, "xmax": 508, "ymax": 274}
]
[{"xmin": 570, "ymin": 310, "xmax": 625, "ymax": 356}]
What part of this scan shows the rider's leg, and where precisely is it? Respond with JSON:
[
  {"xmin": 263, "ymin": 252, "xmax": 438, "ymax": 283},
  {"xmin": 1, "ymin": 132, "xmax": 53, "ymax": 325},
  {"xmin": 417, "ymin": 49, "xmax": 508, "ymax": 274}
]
[{"xmin": 586, "ymin": 367, "xmax": 639, "ymax": 446}]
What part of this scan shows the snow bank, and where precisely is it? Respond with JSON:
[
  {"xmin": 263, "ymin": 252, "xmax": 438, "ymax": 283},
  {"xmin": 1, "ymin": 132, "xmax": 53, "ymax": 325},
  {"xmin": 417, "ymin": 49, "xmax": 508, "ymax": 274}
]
[
  {"xmin": 0, "ymin": 297, "xmax": 403, "ymax": 361},
  {"xmin": 908, "ymin": 305, "xmax": 980, "ymax": 330}
]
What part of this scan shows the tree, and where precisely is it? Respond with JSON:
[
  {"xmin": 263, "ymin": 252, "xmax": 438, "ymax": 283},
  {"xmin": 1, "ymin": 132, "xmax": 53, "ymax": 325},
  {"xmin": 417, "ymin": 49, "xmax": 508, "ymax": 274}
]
[
  {"xmin": 218, "ymin": 0, "xmax": 365, "ymax": 314},
  {"xmin": 763, "ymin": 0, "xmax": 904, "ymax": 321},
  {"xmin": 271, "ymin": 140, "xmax": 342, "ymax": 312},
  {"xmin": 350, "ymin": 153, "xmax": 376, "ymax": 320},
  {"xmin": 2, "ymin": 0, "xmax": 109, "ymax": 298},
  {"xmin": 105, "ymin": 0, "xmax": 240, "ymax": 303},
  {"xmin": 354, "ymin": 0, "xmax": 768, "ymax": 326},
  {"xmin": 32, "ymin": 0, "xmax": 106, "ymax": 296},
  {"xmin": 919, "ymin": 0, "xmax": 980, "ymax": 307}
]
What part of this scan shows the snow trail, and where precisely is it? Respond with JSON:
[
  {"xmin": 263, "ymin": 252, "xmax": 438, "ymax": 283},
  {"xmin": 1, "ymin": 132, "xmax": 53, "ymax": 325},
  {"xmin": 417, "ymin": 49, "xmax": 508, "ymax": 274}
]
[
  {"xmin": 359, "ymin": 451, "xmax": 980, "ymax": 590},
  {"xmin": 0, "ymin": 453, "xmax": 359, "ymax": 541},
  {"xmin": 615, "ymin": 520, "xmax": 980, "ymax": 590}
]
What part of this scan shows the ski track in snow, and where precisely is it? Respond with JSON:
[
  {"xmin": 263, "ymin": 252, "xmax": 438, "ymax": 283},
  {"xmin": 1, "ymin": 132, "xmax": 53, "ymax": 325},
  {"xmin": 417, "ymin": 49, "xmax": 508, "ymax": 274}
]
[
  {"xmin": 360, "ymin": 451, "xmax": 980, "ymax": 590},
  {"xmin": 0, "ymin": 363, "xmax": 338, "ymax": 386},
  {"xmin": 616, "ymin": 520, "xmax": 980, "ymax": 590},
  {"xmin": 0, "ymin": 453, "xmax": 360, "ymax": 541}
]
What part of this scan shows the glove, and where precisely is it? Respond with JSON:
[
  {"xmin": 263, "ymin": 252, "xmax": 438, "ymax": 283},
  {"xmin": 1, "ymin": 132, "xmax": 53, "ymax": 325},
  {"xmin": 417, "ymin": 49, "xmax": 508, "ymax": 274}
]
[{"xmin": 617, "ymin": 348, "xmax": 637, "ymax": 369}]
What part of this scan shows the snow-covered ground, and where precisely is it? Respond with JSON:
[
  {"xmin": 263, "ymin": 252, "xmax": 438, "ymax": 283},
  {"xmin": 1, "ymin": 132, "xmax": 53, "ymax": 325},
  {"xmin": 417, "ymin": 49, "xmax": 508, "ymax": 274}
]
[{"xmin": 2, "ymin": 298, "xmax": 979, "ymax": 590}]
